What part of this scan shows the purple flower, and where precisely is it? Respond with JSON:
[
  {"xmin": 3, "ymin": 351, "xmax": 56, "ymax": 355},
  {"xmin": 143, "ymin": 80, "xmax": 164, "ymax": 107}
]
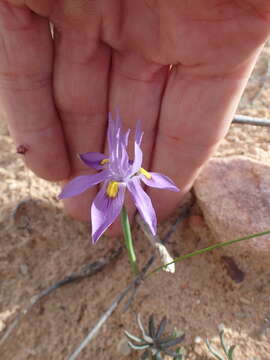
[{"xmin": 59, "ymin": 113, "xmax": 180, "ymax": 243}]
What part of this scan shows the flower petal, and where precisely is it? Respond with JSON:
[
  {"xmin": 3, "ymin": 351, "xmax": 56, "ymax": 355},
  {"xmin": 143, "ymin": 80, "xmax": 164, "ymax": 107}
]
[
  {"xmin": 135, "ymin": 120, "xmax": 143, "ymax": 147},
  {"xmin": 107, "ymin": 112, "xmax": 116, "ymax": 155},
  {"xmin": 107, "ymin": 112, "xmax": 130, "ymax": 176},
  {"xmin": 79, "ymin": 152, "xmax": 107, "ymax": 170},
  {"xmin": 140, "ymin": 172, "xmax": 180, "ymax": 192},
  {"xmin": 127, "ymin": 177, "xmax": 157, "ymax": 235},
  {"xmin": 58, "ymin": 170, "xmax": 109, "ymax": 199},
  {"xmin": 131, "ymin": 141, "xmax": 143, "ymax": 175},
  {"xmin": 123, "ymin": 129, "xmax": 130, "ymax": 148},
  {"xmin": 130, "ymin": 121, "xmax": 144, "ymax": 175},
  {"xmin": 91, "ymin": 181, "xmax": 125, "ymax": 243}
]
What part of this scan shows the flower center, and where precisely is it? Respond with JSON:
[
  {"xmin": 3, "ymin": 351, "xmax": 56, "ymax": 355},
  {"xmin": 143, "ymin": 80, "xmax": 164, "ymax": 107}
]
[
  {"xmin": 139, "ymin": 167, "xmax": 151, "ymax": 179},
  {"xmin": 106, "ymin": 181, "xmax": 120, "ymax": 198}
]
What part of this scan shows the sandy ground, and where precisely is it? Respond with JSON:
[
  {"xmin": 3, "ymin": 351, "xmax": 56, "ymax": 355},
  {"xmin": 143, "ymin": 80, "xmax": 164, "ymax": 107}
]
[{"xmin": 0, "ymin": 42, "xmax": 270, "ymax": 360}]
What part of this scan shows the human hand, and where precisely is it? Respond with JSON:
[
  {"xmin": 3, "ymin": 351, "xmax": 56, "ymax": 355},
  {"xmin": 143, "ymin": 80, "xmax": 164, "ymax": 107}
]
[{"xmin": 0, "ymin": 0, "xmax": 270, "ymax": 234}]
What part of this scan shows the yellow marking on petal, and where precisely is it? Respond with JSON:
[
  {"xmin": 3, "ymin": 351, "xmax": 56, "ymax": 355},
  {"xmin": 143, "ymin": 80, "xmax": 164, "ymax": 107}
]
[
  {"xmin": 140, "ymin": 167, "xmax": 152, "ymax": 179},
  {"xmin": 100, "ymin": 158, "xmax": 109, "ymax": 165},
  {"xmin": 106, "ymin": 181, "xmax": 119, "ymax": 198}
]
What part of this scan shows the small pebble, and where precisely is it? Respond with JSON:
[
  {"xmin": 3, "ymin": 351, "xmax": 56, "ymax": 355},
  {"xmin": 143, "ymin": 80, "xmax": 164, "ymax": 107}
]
[
  {"xmin": 235, "ymin": 311, "xmax": 248, "ymax": 319},
  {"xmin": 0, "ymin": 321, "xmax": 6, "ymax": 332},
  {"xmin": 19, "ymin": 264, "xmax": 29, "ymax": 276},
  {"xmin": 9, "ymin": 183, "xmax": 18, "ymax": 190},
  {"xmin": 239, "ymin": 297, "xmax": 251, "ymax": 305},
  {"xmin": 117, "ymin": 338, "xmax": 131, "ymax": 356},
  {"xmin": 194, "ymin": 336, "xmax": 202, "ymax": 344},
  {"xmin": 25, "ymin": 348, "xmax": 36, "ymax": 356},
  {"xmin": 218, "ymin": 323, "xmax": 225, "ymax": 332}
]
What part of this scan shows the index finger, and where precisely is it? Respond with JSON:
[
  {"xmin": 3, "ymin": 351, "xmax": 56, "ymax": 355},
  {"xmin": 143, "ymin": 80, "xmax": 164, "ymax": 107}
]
[{"xmin": 0, "ymin": 2, "xmax": 69, "ymax": 180}]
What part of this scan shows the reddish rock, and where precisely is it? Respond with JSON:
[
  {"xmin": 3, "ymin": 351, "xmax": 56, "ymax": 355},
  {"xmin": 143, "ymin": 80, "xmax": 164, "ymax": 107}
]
[{"xmin": 194, "ymin": 156, "xmax": 270, "ymax": 274}]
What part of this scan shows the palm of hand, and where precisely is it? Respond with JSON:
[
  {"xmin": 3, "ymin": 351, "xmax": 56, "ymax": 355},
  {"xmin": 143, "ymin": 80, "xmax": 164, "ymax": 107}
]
[
  {"xmin": 101, "ymin": 1, "xmax": 269, "ymax": 73},
  {"xmin": 1, "ymin": 0, "xmax": 270, "ymax": 230}
]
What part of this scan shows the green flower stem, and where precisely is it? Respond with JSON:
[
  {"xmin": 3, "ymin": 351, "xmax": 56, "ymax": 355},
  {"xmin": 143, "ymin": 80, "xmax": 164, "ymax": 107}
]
[
  {"xmin": 121, "ymin": 206, "xmax": 138, "ymax": 275},
  {"xmin": 148, "ymin": 229, "xmax": 270, "ymax": 277}
]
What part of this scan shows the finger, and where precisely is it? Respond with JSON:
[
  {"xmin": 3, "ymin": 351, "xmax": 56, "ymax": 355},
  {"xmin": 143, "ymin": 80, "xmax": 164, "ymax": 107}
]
[
  {"xmin": 0, "ymin": 2, "xmax": 69, "ymax": 180},
  {"xmin": 149, "ymin": 55, "xmax": 260, "ymax": 221},
  {"xmin": 107, "ymin": 51, "xmax": 169, "ymax": 235},
  {"xmin": 52, "ymin": 26, "xmax": 111, "ymax": 220},
  {"xmin": 242, "ymin": 1, "xmax": 270, "ymax": 17}
]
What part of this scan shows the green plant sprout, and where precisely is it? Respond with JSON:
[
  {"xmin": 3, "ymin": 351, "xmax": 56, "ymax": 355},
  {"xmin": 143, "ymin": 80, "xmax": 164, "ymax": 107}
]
[
  {"xmin": 206, "ymin": 328, "xmax": 236, "ymax": 360},
  {"xmin": 125, "ymin": 314, "xmax": 185, "ymax": 360}
]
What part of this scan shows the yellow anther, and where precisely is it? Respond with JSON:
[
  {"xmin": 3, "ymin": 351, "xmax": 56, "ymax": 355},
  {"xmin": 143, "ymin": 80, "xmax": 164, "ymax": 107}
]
[
  {"xmin": 100, "ymin": 158, "xmax": 109, "ymax": 165},
  {"xmin": 106, "ymin": 181, "xmax": 119, "ymax": 198},
  {"xmin": 140, "ymin": 168, "xmax": 152, "ymax": 179}
]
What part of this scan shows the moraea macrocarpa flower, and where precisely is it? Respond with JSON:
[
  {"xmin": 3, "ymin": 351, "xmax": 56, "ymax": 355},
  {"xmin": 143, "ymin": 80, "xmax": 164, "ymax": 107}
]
[{"xmin": 59, "ymin": 114, "xmax": 179, "ymax": 243}]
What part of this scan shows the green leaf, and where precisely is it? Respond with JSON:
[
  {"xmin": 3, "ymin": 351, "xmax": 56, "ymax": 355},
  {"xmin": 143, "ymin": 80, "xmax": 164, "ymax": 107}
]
[
  {"xmin": 148, "ymin": 315, "xmax": 156, "ymax": 339},
  {"xmin": 154, "ymin": 351, "xmax": 163, "ymax": 360},
  {"xmin": 163, "ymin": 348, "xmax": 182, "ymax": 357},
  {"xmin": 219, "ymin": 330, "xmax": 229, "ymax": 355},
  {"xmin": 206, "ymin": 340, "xmax": 225, "ymax": 360},
  {"xmin": 137, "ymin": 314, "xmax": 154, "ymax": 343},
  {"xmin": 148, "ymin": 230, "xmax": 270, "ymax": 276},
  {"xmin": 128, "ymin": 341, "xmax": 150, "ymax": 351},
  {"xmin": 227, "ymin": 345, "xmax": 236, "ymax": 360},
  {"xmin": 159, "ymin": 334, "xmax": 185, "ymax": 348},
  {"xmin": 174, "ymin": 347, "xmax": 184, "ymax": 360},
  {"xmin": 141, "ymin": 350, "xmax": 150, "ymax": 360},
  {"xmin": 124, "ymin": 330, "xmax": 144, "ymax": 343},
  {"xmin": 155, "ymin": 317, "xmax": 167, "ymax": 339}
]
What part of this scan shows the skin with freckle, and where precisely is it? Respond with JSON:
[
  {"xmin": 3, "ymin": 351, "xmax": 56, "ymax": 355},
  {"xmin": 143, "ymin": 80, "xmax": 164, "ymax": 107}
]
[{"xmin": 0, "ymin": 0, "xmax": 270, "ymax": 236}]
